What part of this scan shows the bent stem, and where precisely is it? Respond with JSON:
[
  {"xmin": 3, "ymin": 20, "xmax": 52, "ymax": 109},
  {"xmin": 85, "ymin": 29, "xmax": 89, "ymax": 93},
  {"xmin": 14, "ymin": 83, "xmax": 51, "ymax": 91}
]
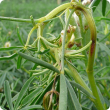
[{"xmin": 72, "ymin": 3, "xmax": 105, "ymax": 110}]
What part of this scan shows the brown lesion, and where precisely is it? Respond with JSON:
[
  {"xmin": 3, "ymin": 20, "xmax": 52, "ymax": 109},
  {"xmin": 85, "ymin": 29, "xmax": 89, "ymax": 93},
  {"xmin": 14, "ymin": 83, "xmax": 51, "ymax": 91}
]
[{"xmin": 90, "ymin": 40, "xmax": 96, "ymax": 55}]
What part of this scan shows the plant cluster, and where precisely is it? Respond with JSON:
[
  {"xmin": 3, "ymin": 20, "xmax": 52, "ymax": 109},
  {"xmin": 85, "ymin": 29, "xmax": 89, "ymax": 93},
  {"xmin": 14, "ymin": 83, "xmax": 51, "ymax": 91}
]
[{"xmin": 0, "ymin": 0, "xmax": 110, "ymax": 110}]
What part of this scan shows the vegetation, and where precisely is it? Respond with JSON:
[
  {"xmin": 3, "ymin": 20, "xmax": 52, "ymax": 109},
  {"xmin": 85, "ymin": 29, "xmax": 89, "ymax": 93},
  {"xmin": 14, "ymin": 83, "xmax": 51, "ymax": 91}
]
[{"xmin": 0, "ymin": 0, "xmax": 110, "ymax": 110}]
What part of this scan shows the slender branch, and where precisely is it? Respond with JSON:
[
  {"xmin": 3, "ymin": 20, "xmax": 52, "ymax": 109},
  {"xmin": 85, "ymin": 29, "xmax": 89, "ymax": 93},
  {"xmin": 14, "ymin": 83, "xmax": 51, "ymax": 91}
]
[
  {"xmin": 25, "ymin": 26, "xmax": 37, "ymax": 47},
  {"xmin": 61, "ymin": 9, "xmax": 75, "ymax": 74}
]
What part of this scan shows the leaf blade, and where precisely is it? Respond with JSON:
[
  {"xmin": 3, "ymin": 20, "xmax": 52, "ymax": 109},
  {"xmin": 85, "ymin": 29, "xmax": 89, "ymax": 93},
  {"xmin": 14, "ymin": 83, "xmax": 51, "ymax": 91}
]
[
  {"xmin": 14, "ymin": 76, "xmax": 35, "ymax": 110},
  {"xmin": 59, "ymin": 74, "xmax": 67, "ymax": 110},
  {"xmin": 66, "ymin": 79, "xmax": 82, "ymax": 110},
  {"xmin": 102, "ymin": 0, "xmax": 107, "ymax": 16},
  {"xmin": 4, "ymin": 80, "xmax": 13, "ymax": 110},
  {"xmin": 18, "ymin": 52, "xmax": 60, "ymax": 74}
]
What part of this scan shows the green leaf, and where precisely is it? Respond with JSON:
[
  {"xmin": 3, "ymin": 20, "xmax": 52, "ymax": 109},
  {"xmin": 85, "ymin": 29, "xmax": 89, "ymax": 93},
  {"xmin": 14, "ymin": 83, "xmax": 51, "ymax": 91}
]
[
  {"xmin": 12, "ymin": 93, "xmax": 19, "ymax": 103},
  {"xmin": 59, "ymin": 74, "xmax": 67, "ymax": 110},
  {"xmin": 99, "ymin": 42, "xmax": 110, "ymax": 56},
  {"xmin": 65, "ymin": 40, "xmax": 92, "ymax": 55},
  {"xmin": 97, "ymin": 87, "xmax": 105, "ymax": 108},
  {"xmin": 65, "ymin": 61, "xmax": 91, "ymax": 94},
  {"xmin": 4, "ymin": 80, "xmax": 13, "ymax": 110},
  {"xmin": 0, "ymin": 46, "xmax": 23, "ymax": 52},
  {"xmin": 94, "ymin": 17, "xmax": 110, "ymax": 21},
  {"xmin": 17, "ymin": 27, "xmax": 25, "ymax": 46},
  {"xmin": 14, "ymin": 76, "xmax": 35, "ymax": 110},
  {"xmin": 89, "ymin": 0, "xmax": 101, "ymax": 12},
  {"xmin": 67, "ymin": 89, "xmax": 75, "ymax": 110},
  {"xmin": 66, "ymin": 79, "xmax": 82, "ymax": 110},
  {"xmin": 0, "ymin": 53, "xmax": 18, "ymax": 60},
  {"xmin": 95, "ymin": 77, "xmax": 110, "ymax": 81},
  {"xmin": 18, "ymin": 52, "xmax": 60, "ymax": 74},
  {"xmin": 0, "ymin": 72, "xmax": 6, "ymax": 88},
  {"xmin": 0, "ymin": 93, "xmax": 3, "ymax": 104},
  {"xmin": 33, "ymin": 69, "xmax": 50, "ymax": 76},
  {"xmin": 41, "ymin": 37, "xmax": 58, "ymax": 48},
  {"xmin": 70, "ymin": 81, "xmax": 95, "ymax": 100},
  {"xmin": 102, "ymin": 0, "xmax": 107, "ymax": 16},
  {"xmin": 0, "ymin": 106, "xmax": 6, "ymax": 110},
  {"xmin": 20, "ymin": 105, "xmax": 42, "ymax": 110},
  {"xmin": 34, "ymin": 79, "xmax": 55, "ymax": 104},
  {"xmin": 21, "ymin": 87, "xmax": 42, "ymax": 106},
  {"xmin": 99, "ymin": 32, "xmax": 110, "ymax": 42},
  {"xmin": 17, "ymin": 55, "xmax": 22, "ymax": 69}
]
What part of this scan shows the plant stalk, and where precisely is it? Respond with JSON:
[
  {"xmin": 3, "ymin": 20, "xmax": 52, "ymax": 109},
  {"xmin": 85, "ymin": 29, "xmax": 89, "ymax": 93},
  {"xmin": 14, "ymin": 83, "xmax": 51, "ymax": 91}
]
[
  {"xmin": 72, "ymin": 3, "xmax": 105, "ymax": 110},
  {"xmin": 61, "ymin": 9, "xmax": 75, "ymax": 74}
]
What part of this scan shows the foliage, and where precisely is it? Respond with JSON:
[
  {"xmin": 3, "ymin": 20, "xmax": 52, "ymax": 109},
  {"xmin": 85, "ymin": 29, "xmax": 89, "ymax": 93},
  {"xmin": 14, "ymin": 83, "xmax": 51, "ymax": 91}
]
[{"xmin": 0, "ymin": 0, "xmax": 110, "ymax": 110}]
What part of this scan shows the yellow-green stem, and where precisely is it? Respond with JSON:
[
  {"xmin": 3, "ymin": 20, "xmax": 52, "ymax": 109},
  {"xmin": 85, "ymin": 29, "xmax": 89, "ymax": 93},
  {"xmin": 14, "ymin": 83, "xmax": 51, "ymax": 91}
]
[{"xmin": 72, "ymin": 2, "xmax": 105, "ymax": 110}]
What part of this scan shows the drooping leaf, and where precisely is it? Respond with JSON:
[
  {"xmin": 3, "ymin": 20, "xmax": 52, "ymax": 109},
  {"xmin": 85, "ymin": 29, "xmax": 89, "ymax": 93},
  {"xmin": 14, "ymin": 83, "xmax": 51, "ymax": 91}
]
[
  {"xmin": 59, "ymin": 74, "xmax": 67, "ymax": 110},
  {"xmin": 18, "ymin": 52, "xmax": 60, "ymax": 74},
  {"xmin": 14, "ymin": 76, "xmax": 35, "ymax": 110},
  {"xmin": 4, "ymin": 80, "xmax": 13, "ymax": 110}
]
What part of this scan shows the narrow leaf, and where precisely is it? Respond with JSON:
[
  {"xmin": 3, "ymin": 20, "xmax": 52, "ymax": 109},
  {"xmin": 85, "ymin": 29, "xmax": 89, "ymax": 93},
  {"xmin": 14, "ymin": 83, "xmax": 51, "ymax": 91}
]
[
  {"xmin": 34, "ymin": 81, "xmax": 53, "ymax": 105},
  {"xmin": 0, "ymin": 53, "xmax": 18, "ymax": 60},
  {"xmin": 33, "ymin": 69, "xmax": 50, "ymax": 76},
  {"xmin": 0, "ymin": 46, "xmax": 23, "ymax": 52},
  {"xmin": 21, "ymin": 87, "xmax": 42, "ymax": 106},
  {"xmin": 20, "ymin": 105, "xmax": 42, "ymax": 110},
  {"xmin": 66, "ymin": 79, "xmax": 82, "ymax": 110},
  {"xmin": 102, "ymin": 0, "xmax": 107, "ymax": 16},
  {"xmin": 70, "ymin": 81, "xmax": 95, "ymax": 100},
  {"xmin": 0, "ymin": 72, "xmax": 6, "ymax": 88},
  {"xmin": 4, "ymin": 80, "xmax": 13, "ymax": 110},
  {"xmin": 41, "ymin": 37, "xmax": 58, "ymax": 48},
  {"xmin": 17, "ymin": 55, "xmax": 22, "ymax": 69},
  {"xmin": 34, "ymin": 76, "xmax": 59, "ymax": 104},
  {"xmin": 89, "ymin": 0, "xmax": 101, "ymax": 12},
  {"xmin": 14, "ymin": 76, "xmax": 35, "ymax": 110},
  {"xmin": 0, "ymin": 93, "xmax": 3, "ymax": 104},
  {"xmin": 99, "ymin": 43, "xmax": 110, "ymax": 56},
  {"xmin": 17, "ymin": 27, "xmax": 24, "ymax": 46},
  {"xmin": 18, "ymin": 52, "xmax": 60, "ymax": 74},
  {"xmin": 59, "ymin": 74, "xmax": 67, "ymax": 110}
]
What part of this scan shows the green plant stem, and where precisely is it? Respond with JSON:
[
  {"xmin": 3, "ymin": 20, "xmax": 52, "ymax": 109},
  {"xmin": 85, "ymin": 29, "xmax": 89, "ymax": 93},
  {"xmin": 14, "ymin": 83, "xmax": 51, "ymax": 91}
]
[
  {"xmin": 0, "ymin": 3, "xmax": 73, "ymax": 23},
  {"xmin": 61, "ymin": 9, "xmax": 75, "ymax": 74},
  {"xmin": 37, "ymin": 25, "xmax": 42, "ymax": 51},
  {"xmin": 25, "ymin": 26, "xmax": 37, "ymax": 47},
  {"xmin": 72, "ymin": 3, "xmax": 105, "ymax": 110},
  {"xmin": 78, "ymin": 15, "xmax": 88, "ymax": 63},
  {"xmin": 0, "ymin": 16, "xmax": 32, "ymax": 22}
]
